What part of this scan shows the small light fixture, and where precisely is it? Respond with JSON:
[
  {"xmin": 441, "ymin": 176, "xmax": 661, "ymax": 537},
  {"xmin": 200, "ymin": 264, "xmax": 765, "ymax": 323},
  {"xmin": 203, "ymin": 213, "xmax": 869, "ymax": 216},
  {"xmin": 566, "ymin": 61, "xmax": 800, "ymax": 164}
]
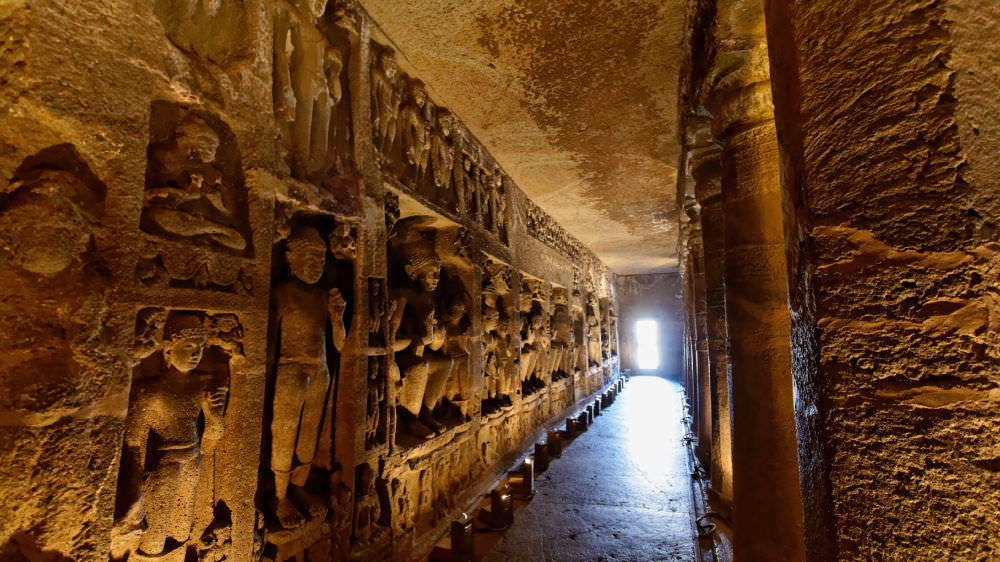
[
  {"xmin": 563, "ymin": 418, "xmax": 577, "ymax": 439},
  {"xmin": 450, "ymin": 512, "xmax": 474, "ymax": 561},
  {"xmin": 489, "ymin": 484, "xmax": 514, "ymax": 529},
  {"xmin": 510, "ymin": 457, "xmax": 534, "ymax": 499},
  {"xmin": 534, "ymin": 441, "xmax": 551, "ymax": 471},
  {"xmin": 547, "ymin": 430, "xmax": 563, "ymax": 457}
]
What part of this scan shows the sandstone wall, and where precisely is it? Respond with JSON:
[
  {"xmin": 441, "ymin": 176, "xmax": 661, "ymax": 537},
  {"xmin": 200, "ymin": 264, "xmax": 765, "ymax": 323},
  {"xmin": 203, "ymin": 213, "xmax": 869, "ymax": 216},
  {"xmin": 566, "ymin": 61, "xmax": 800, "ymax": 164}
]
[
  {"xmin": 0, "ymin": 1, "xmax": 619, "ymax": 560},
  {"xmin": 765, "ymin": 0, "xmax": 1000, "ymax": 558}
]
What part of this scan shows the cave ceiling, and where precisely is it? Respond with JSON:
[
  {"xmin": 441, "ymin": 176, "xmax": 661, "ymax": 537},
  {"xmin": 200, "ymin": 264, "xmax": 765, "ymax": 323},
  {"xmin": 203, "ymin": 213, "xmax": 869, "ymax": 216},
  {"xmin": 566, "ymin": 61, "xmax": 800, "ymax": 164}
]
[{"xmin": 362, "ymin": 0, "xmax": 686, "ymax": 274}]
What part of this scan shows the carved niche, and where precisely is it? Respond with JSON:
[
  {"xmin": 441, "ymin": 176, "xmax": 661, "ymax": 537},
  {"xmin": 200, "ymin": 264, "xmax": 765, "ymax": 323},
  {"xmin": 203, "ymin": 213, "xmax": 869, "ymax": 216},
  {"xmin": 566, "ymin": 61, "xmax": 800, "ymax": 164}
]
[
  {"xmin": 549, "ymin": 286, "xmax": 573, "ymax": 382},
  {"xmin": 141, "ymin": 103, "xmax": 251, "ymax": 255},
  {"xmin": 387, "ymin": 217, "xmax": 472, "ymax": 446},
  {"xmin": 272, "ymin": 3, "xmax": 356, "ymax": 190},
  {"xmin": 351, "ymin": 462, "xmax": 388, "ymax": 550},
  {"xmin": 518, "ymin": 276, "xmax": 550, "ymax": 397},
  {"xmin": 365, "ymin": 355, "xmax": 389, "ymax": 450},
  {"xmin": 259, "ymin": 215, "xmax": 357, "ymax": 560},
  {"xmin": 0, "ymin": 145, "xmax": 111, "ymax": 418},
  {"xmin": 586, "ymin": 291, "xmax": 602, "ymax": 369},
  {"xmin": 112, "ymin": 309, "xmax": 241, "ymax": 561},
  {"xmin": 481, "ymin": 257, "xmax": 515, "ymax": 416}
]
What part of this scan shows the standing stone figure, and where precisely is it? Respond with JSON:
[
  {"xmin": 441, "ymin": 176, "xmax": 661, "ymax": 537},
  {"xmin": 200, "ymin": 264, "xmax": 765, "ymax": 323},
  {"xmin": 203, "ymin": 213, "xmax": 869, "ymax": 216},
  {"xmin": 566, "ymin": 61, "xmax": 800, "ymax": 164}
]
[
  {"xmin": 441, "ymin": 290, "xmax": 472, "ymax": 419},
  {"xmin": 365, "ymin": 357, "xmax": 385, "ymax": 448},
  {"xmin": 371, "ymin": 49, "xmax": 401, "ymax": 155},
  {"xmin": 388, "ymin": 218, "xmax": 453, "ymax": 439},
  {"xmin": 269, "ymin": 226, "xmax": 349, "ymax": 529},
  {"xmin": 452, "ymin": 129, "xmax": 476, "ymax": 213},
  {"xmin": 400, "ymin": 78, "xmax": 432, "ymax": 181},
  {"xmin": 586, "ymin": 295, "xmax": 602, "ymax": 368},
  {"xmin": 118, "ymin": 311, "xmax": 229, "ymax": 558},
  {"xmin": 431, "ymin": 109, "xmax": 455, "ymax": 193},
  {"xmin": 490, "ymin": 167, "xmax": 506, "ymax": 238},
  {"xmin": 549, "ymin": 289, "xmax": 572, "ymax": 380}
]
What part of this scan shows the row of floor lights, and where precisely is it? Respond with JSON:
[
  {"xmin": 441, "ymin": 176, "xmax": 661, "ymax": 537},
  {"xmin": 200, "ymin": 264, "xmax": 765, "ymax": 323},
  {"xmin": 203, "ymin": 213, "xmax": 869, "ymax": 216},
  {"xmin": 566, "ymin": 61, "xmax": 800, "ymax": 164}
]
[{"xmin": 436, "ymin": 376, "xmax": 627, "ymax": 561}]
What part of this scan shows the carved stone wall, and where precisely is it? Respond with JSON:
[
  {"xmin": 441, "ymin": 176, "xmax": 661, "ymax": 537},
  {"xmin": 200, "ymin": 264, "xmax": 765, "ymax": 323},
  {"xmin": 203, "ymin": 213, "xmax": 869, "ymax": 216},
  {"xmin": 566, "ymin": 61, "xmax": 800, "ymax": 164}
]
[{"xmin": 0, "ymin": 2, "xmax": 618, "ymax": 561}]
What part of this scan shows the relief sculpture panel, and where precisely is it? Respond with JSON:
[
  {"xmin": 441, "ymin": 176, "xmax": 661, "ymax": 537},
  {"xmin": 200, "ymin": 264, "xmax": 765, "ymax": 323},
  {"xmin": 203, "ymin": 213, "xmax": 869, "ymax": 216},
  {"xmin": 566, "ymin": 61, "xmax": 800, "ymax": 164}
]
[
  {"xmin": 0, "ymin": 5, "xmax": 621, "ymax": 561},
  {"xmin": 112, "ymin": 309, "xmax": 240, "ymax": 562},
  {"xmin": 259, "ymin": 217, "xmax": 356, "ymax": 561}
]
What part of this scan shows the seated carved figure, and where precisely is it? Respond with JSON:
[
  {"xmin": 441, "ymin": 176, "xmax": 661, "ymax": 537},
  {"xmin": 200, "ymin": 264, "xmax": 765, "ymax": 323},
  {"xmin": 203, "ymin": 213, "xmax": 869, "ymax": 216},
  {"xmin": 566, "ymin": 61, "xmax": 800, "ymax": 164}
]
[
  {"xmin": 143, "ymin": 114, "xmax": 246, "ymax": 251},
  {"xmin": 118, "ymin": 311, "xmax": 228, "ymax": 558}
]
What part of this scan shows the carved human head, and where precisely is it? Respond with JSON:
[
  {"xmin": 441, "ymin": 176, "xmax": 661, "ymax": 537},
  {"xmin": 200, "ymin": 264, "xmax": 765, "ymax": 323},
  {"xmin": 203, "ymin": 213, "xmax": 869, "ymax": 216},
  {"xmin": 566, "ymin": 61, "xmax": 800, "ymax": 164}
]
[
  {"xmin": 552, "ymin": 289, "xmax": 568, "ymax": 307},
  {"xmin": 518, "ymin": 290, "xmax": 533, "ymax": 312},
  {"xmin": 446, "ymin": 294, "xmax": 466, "ymax": 321},
  {"xmin": 437, "ymin": 109, "xmax": 454, "ymax": 137},
  {"xmin": 302, "ymin": 0, "xmax": 328, "ymax": 19},
  {"xmin": 530, "ymin": 310, "xmax": 545, "ymax": 330},
  {"xmin": 162, "ymin": 312, "xmax": 209, "ymax": 373},
  {"xmin": 0, "ymin": 169, "xmax": 94, "ymax": 275},
  {"xmin": 175, "ymin": 114, "xmax": 221, "ymax": 164},
  {"xmin": 287, "ymin": 226, "xmax": 327, "ymax": 284},
  {"xmin": 408, "ymin": 79, "xmax": 428, "ymax": 108},
  {"xmin": 328, "ymin": 221, "xmax": 357, "ymax": 260},
  {"xmin": 404, "ymin": 252, "xmax": 441, "ymax": 292},
  {"xmin": 379, "ymin": 50, "xmax": 398, "ymax": 80}
]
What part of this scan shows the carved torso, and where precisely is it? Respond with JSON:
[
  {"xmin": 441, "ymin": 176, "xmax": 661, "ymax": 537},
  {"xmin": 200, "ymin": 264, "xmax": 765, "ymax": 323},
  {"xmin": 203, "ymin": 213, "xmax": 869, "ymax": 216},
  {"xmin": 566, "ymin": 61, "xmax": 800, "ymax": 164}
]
[{"xmin": 275, "ymin": 279, "xmax": 331, "ymax": 365}]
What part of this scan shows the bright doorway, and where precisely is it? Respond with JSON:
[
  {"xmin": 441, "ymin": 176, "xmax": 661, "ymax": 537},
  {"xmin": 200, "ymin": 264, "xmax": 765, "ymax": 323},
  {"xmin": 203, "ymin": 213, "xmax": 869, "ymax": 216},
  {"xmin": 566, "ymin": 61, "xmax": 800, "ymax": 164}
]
[{"xmin": 635, "ymin": 319, "xmax": 660, "ymax": 371}]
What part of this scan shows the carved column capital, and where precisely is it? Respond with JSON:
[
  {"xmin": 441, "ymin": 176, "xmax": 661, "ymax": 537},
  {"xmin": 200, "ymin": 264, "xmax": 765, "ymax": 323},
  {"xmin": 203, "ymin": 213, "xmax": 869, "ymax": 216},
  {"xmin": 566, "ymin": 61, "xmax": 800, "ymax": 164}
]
[{"xmin": 704, "ymin": 43, "xmax": 774, "ymax": 137}]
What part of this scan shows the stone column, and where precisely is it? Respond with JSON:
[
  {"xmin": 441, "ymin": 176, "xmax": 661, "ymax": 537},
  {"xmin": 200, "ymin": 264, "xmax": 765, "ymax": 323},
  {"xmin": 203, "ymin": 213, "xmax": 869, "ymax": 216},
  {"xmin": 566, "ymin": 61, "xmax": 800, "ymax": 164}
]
[
  {"xmin": 689, "ymin": 124, "xmax": 733, "ymax": 510},
  {"xmin": 686, "ymin": 211, "xmax": 713, "ymax": 466},
  {"xmin": 763, "ymin": 0, "xmax": 1000, "ymax": 559},
  {"xmin": 711, "ymin": 48, "xmax": 807, "ymax": 559}
]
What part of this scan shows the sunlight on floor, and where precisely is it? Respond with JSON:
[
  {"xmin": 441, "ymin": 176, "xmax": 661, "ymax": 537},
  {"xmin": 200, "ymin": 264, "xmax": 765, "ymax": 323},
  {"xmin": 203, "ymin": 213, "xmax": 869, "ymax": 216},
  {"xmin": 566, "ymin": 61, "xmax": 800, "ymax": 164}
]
[{"xmin": 622, "ymin": 377, "xmax": 683, "ymax": 482}]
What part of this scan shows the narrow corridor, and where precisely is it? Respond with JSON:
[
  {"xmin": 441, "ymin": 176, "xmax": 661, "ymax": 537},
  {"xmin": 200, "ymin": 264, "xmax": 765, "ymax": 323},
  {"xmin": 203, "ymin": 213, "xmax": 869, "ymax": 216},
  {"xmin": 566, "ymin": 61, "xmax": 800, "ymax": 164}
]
[{"xmin": 484, "ymin": 377, "xmax": 696, "ymax": 561}]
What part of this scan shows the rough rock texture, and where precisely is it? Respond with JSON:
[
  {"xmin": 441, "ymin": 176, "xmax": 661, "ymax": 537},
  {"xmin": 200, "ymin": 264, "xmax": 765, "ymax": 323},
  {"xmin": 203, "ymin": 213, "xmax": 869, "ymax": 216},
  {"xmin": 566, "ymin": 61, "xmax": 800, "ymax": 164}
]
[
  {"xmin": 766, "ymin": 0, "xmax": 1000, "ymax": 558},
  {"xmin": 356, "ymin": 0, "xmax": 686, "ymax": 274}
]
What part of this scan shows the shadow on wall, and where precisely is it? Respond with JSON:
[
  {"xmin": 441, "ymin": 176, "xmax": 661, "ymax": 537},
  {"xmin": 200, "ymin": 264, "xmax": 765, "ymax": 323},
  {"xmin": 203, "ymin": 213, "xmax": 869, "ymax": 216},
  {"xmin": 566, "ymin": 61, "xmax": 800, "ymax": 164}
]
[{"xmin": 616, "ymin": 273, "xmax": 683, "ymax": 382}]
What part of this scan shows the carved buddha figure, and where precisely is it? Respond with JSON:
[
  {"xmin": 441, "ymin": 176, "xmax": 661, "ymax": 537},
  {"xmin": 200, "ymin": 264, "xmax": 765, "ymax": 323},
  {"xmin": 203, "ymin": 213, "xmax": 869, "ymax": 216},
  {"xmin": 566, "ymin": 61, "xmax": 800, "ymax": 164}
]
[
  {"xmin": 270, "ymin": 226, "xmax": 348, "ymax": 529},
  {"xmin": 482, "ymin": 304, "xmax": 502, "ymax": 404},
  {"xmin": 372, "ymin": 49, "xmax": 401, "ymax": 154},
  {"xmin": 587, "ymin": 297, "xmax": 602, "ymax": 367},
  {"xmin": 118, "ymin": 311, "xmax": 229, "ymax": 558},
  {"xmin": 143, "ymin": 114, "xmax": 246, "ymax": 251},
  {"xmin": 389, "ymin": 219, "xmax": 453, "ymax": 439},
  {"xmin": 431, "ymin": 109, "xmax": 455, "ymax": 192},
  {"xmin": 400, "ymin": 78, "xmax": 431, "ymax": 178},
  {"xmin": 550, "ymin": 289, "xmax": 572, "ymax": 378},
  {"xmin": 441, "ymin": 290, "xmax": 472, "ymax": 417}
]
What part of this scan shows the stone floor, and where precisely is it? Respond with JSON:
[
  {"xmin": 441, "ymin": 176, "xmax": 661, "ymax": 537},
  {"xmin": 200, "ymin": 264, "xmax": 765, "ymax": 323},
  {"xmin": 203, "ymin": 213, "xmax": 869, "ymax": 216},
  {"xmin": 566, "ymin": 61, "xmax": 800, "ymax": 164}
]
[{"xmin": 483, "ymin": 376, "xmax": 697, "ymax": 562}]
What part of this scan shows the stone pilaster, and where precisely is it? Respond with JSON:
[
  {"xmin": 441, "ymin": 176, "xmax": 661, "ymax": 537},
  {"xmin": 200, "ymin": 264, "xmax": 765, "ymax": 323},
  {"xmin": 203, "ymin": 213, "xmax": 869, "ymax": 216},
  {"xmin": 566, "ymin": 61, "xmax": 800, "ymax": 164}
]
[
  {"xmin": 689, "ymin": 120, "xmax": 733, "ymax": 510},
  {"xmin": 706, "ymin": 14, "xmax": 807, "ymax": 556}
]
